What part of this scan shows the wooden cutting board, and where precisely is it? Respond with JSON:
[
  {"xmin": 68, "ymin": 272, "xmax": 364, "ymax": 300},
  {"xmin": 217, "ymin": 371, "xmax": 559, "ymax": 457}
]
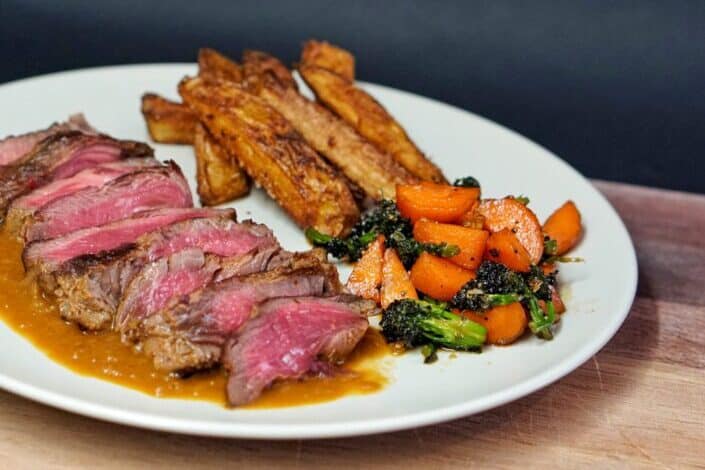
[{"xmin": 0, "ymin": 180, "xmax": 702, "ymax": 469}]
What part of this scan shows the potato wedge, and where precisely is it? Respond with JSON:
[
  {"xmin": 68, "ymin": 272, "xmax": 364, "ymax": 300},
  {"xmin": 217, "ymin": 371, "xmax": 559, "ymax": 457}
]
[
  {"xmin": 242, "ymin": 50, "xmax": 298, "ymax": 93},
  {"xmin": 140, "ymin": 93, "xmax": 197, "ymax": 144},
  {"xmin": 198, "ymin": 48, "xmax": 243, "ymax": 83},
  {"xmin": 301, "ymin": 40, "xmax": 355, "ymax": 81},
  {"xmin": 193, "ymin": 122, "xmax": 250, "ymax": 206},
  {"xmin": 298, "ymin": 63, "xmax": 447, "ymax": 183},
  {"xmin": 241, "ymin": 51, "xmax": 416, "ymax": 200},
  {"xmin": 179, "ymin": 76, "xmax": 359, "ymax": 236}
]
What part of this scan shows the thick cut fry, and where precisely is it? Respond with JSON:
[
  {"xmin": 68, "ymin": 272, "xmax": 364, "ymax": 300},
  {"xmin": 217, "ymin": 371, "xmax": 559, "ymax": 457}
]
[
  {"xmin": 242, "ymin": 51, "xmax": 416, "ymax": 200},
  {"xmin": 380, "ymin": 248, "xmax": 418, "ymax": 309},
  {"xmin": 298, "ymin": 64, "xmax": 447, "ymax": 183},
  {"xmin": 413, "ymin": 219, "xmax": 488, "ymax": 270},
  {"xmin": 410, "ymin": 252, "xmax": 475, "ymax": 301},
  {"xmin": 198, "ymin": 48, "xmax": 243, "ymax": 83},
  {"xmin": 478, "ymin": 198, "xmax": 544, "ymax": 264},
  {"xmin": 179, "ymin": 77, "xmax": 359, "ymax": 236},
  {"xmin": 241, "ymin": 50, "xmax": 298, "ymax": 93},
  {"xmin": 484, "ymin": 228, "xmax": 532, "ymax": 273},
  {"xmin": 397, "ymin": 182, "xmax": 479, "ymax": 223},
  {"xmin": 301, "ymin": 40, "xmax": 355, "ymax": 81},
  {"xmin": 463, "ymin": 303, "xmax": 528, "ymax": 345},
  {"xmin": 543, "ymin": 200, "xmax": 582, "ymax": 255},
  {"xmin": 141, "ymin": 93, "xmax": 197, "ymax": 144},
  {"xmin": 193, "ymin": 122, "xmax": 250, "ymax": 205},
  {"xmin": 346, "ymin": 235, "xmax": 385, "ymax": 302}
]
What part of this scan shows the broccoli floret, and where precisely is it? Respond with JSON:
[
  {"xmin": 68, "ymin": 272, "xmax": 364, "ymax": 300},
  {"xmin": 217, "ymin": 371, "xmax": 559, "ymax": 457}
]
[
  {"xmin": 525, "ymin": 265, "xmax": 554, "ymax": 301},
  {"xmin": 453, "ymin": 176, "xmax": 481, "ymax": 188},
  {"xmin": 304, "ymin": 227, "xmax": 377, "ymax": 261},
  {"xmin": 387, "ymin": 231, "xmax": 459, "ymax": 269},
  {"xmin": 451, "ymin": 261, "xmax": 556, "ymax": 340},
  {"xmin": 452, "ymin": 262, "xmax": 526, "ymax": 310},
  {"xmin": 307, "ymin": 199, "xmax": 458, "ymax": 265},
  {"xmin": 381, "ymin": 299, "xmax": 486, "ymax": 352},
  {"xmin": 350, "ymin": 199, "xmax": 412, "ymax": 239}
]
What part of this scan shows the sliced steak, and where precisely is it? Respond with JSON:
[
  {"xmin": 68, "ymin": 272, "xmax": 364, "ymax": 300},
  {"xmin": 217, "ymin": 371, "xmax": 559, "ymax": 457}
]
[
  {"xmin": 23, "ymin": 207, "xmax": 229, "ymax": 283},
  {"xmin": 5, "ymin": 158, "xmax": 160, "ymax": 234},
  {"xmin": 0, "ymin": 131, "xmax": 153, "ymax": 219},
  {"xmin": 25, "ymin": 161, "xmax": 192, "ymax": 242},
  {"xmin": 223, "ymin": 295, "xmax": 370, "ymax": 406},
  {"xmin": 54, "ymin": 217, "xmax": 277, "ymax": 331},
  {"xmin": 0, "ymin": 114, "xmax": 95, "ymax": 166},
  {"xmin": 134, "ymin": 252, "xmax": 338, "ymax": 373}
]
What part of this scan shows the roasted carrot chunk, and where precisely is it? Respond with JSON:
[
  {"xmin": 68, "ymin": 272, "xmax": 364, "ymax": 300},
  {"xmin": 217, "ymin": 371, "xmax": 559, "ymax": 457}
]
[
  {"xmin": 457, "ymin": 200, "xmax": 485, "ymax": 229},
  {"xmin": 484, "ymin": 229, "xmax": 532, "ymax": 273},
  {"xmin": 346, "ymin": 235, "xmax": 385, "ymax": 302},
  {"xmin": 462, "ymin": 303, "xmax": 528, "ymax": 345},
  {"xmin": 543, "ymin": 200, "xmax": 582, "ymax": 255},
  {"xmin": 409, "ymin": 252, "xmax": 476, "ymax": 301},
  {"xmin": 396, "ymin": 182, "xmax": 479, "ymax": 223},
  {"xmin": 477, "ymin": 198, "xmax": 544, "ymax": 264},
  {"xmin": 380, "ymin": 248, "xmax": 418, "ymax": 308},
  {"xmin": 413, "ymin": 219, "xmax": 488, "ymax": 270}
]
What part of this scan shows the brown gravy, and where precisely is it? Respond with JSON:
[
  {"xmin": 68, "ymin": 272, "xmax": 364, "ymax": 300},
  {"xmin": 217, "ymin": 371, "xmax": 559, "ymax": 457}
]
[{"xmin": 0, "ymin": 229, "xmax": 389, "ymax": 408}]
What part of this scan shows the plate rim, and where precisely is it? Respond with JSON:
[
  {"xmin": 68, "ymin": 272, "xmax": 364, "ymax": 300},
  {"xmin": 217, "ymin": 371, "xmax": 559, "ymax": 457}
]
[{"xmin": 0, "ymin": 64, "xmax": 638, "ymax": 439}]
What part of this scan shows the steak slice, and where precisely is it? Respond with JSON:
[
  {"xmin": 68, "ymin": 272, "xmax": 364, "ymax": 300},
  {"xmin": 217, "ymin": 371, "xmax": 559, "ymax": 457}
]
[
  {"xmin": 134, "ymin": 251, "xmax": 339, "ymax": 373},
  {"xmin": 223, "ymin": 295, "xmax": 370, "ymax": 406},
  {"xmin": 54, "ymin": 217, "xmax": 277, "ymax": 331},
  {"xmin": 5, "ymin": 158, "xmax": 160, "ymax": 234},
  {"xmin": 0, "ymin": 114, "xmax": 95, "ymax": 166},
  {"xmin": 0, "ymin": 131, "xmax": 153, "ymax": 219},
  {"xmin": 25, "ymin": 161, "xmax": 192, "ymax": 242},
  {"xmin": 23, "ymin": 207, "xmax": 228, "ymax": 282}
]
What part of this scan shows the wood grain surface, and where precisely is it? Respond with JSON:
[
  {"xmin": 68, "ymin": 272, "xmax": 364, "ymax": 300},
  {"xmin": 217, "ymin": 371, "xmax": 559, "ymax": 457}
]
[{"xmin": 0, "ymin": 180, "xmax": 703, "ymax": 469}]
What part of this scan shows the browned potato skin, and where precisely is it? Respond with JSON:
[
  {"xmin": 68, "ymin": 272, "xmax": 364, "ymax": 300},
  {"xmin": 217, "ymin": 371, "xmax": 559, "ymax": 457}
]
[
  {"xmin": 241, "ymin": 51, "xmax": 416, "ymax": 200},
  {"xmin": 141, "ymin": 93, "xmax": 197, "ymax": 144},
  {"xmin": 301, "ymin": 40, "xmax": 355, "ymax": 82},
  {"xmin": 179, "ymin": 77, "xmax": 359, "ymax": 236},
  {"xmin": 241, "ymin": 49, "xmax": 298, "ymax": 92},
  {"xmin": 298, "ymin": 64, "xmax": 447, "ymax": 183},
  {"xmin": 198, "ymin": 48, "xmax": 244, "ymax": 83},
  {"xmin": 193, "ymin": 122, "xmax": 250, "ymax": 206}
]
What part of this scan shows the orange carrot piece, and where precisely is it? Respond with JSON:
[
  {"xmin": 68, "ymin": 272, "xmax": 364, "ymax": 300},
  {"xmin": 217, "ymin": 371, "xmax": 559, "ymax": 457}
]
[
  {"xmin": 550, "ymin": 286, "xmax": 566, "ymax": 314},
  {"xmin": 477, "ymin": 197, "xmax": 544, "ymax": 263},
  {"xmin": 380, "ymin": 248, "xmax": 418, "ymax": 308},
  {"xmin": 541, "ymin": 262, "xmax": 558, "ymax": 276},
  {"xmin": 346, "ymin": 235, "xmax": 385, "ymax": 302},
  {"xmin": 396, "ymin": 182, "xmax": 479, "ymax": 223},
  {"xmin": 413, "ymin": 219, "xmax": 488, "ymax": 270},
  {"xmin": 484, "ymin": 228, "xmax": 532, "ymax": 272},
  {"xmin": 462, "ymin": 303, "xmax": 528, "ymax": 345},
  {"xmin": 457, "ymin": 200, "xmax": 485, "ymax": 229},
  {"xmin": 409, "ymin": 252, "xmax": 476, "ymax": 301},
  {"xmin": 543, "ymin": 200, "xmax": 582, "ymax": 255}
]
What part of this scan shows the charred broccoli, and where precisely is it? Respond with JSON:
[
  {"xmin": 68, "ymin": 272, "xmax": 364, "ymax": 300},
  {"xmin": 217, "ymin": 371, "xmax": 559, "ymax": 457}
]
[
  {"xmin": 306, "ymin": 199, "xmax": 457, "ymax": 265},
  {"xmin": 453, "ymin": 176, "xmax": 481, "ymax": 188},
  {"xmin": 452, "ymin": 261, "xmax": 556, "ymax": 340},
  {"xmin": 380, "ymin": 299, "xmax": 487, "ymax": 354}
]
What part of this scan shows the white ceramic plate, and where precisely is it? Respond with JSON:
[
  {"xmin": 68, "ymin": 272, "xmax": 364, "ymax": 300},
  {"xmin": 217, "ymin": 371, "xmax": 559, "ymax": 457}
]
[{"xmin": 0, "ymin": 65, "xmax": 637, "ymax": 439}]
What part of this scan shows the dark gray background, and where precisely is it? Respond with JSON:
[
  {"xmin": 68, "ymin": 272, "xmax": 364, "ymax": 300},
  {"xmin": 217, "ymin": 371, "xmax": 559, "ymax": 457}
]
[{"xmin": 2, "ymin": 1, "xmax": 703, "ymax": 193}]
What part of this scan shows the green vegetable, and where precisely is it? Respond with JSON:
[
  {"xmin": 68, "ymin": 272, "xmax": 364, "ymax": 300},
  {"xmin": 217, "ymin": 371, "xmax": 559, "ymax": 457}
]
[
  {"xmin": 453, "ymin": 176, "xmax": 481, "ymax": 188},
  {"xmin": 386, "ymin": 231, "xmax": 459, "ymax": 268},
  {"xmin": 306, "ymin": 199, "xmax": 458, "ymax": 266},
  {"xmin": 543, "ymin": 237, "xmax": 558, "ymax": 256},
  {"xmin": 513, "ymin": 195, "xmax": 530, "ymax": 205},
  {"xmin": 451, "ymin": 261, "xmax": 556, "ymax": 340},
  {"xmin": 381, "ymin": 299, "xmax": 487, "ymax": 353}
]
